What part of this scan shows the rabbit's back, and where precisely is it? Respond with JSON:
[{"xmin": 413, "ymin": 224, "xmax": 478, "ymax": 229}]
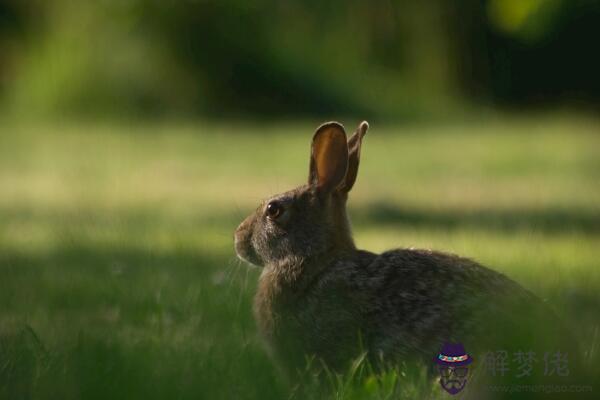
[
  {"xmin": 356, "ymin": 248, "xmax": 561, "ymax": 364},
  {"xmin": 259, "ymin": 247, "xmax": 567, "ymax": 371}
]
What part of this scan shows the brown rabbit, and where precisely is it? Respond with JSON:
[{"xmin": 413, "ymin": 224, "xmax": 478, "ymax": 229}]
[{"xmin": 234, "ymin": 121, "xmax": 577, "ymax": 380}]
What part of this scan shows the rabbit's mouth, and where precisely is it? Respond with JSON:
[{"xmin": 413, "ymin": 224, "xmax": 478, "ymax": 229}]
[
  {"xmin": 234, "ymin": 220, "xmax": 262, "ymax": 266},
  {"xmin": 234, "ymin": 236, "xmax": 261, "ymax": 266}
]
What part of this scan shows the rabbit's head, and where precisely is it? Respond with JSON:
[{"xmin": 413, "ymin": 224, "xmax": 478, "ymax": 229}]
[{"xmin": 234, "ymin": 121, "xmax": 368, "ymax": 268}]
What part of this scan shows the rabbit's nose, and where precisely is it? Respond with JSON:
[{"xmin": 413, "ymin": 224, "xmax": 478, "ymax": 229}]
[
  {"xmin": 234, "ymin": 231, "xmax": 260, "ymax": 266},
  {"xmin": 235, "ymin": 214, "xmax": 253, "ymax": 236},
  {"xmin": 234, "ymin": 215, "xmax": 261, "ymax": 266}
]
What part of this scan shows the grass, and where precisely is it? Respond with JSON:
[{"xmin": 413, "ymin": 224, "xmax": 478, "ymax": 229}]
[{"xmin": 0, "ymin": 114, "xmax": 599, "ymax": 399}]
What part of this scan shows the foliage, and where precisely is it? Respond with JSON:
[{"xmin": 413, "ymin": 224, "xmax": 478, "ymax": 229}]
[{"xmin": 1, "ymin": 1, "xmax": 599, "ymax": 118}]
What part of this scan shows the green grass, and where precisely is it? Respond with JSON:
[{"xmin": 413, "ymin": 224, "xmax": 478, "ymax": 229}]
[{"xmin": 1, "ymin": 114, "xmax": 599, "ymax": 399}]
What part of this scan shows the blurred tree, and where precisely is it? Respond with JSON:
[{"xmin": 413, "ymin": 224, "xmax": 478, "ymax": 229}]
[
  {"xmin": 2, "ymin": 1, "xmax": 193, "ymax": 118},
  {"xmin": 450, "ymin": 0, "xmax": 600, "ymax": 105},
  {"xmin": 0, "ymin": 0, "xmax": 598, "ymax": 119}
]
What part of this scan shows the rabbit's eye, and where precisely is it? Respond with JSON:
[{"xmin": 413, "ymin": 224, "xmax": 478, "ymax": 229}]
[{"xmin": 266, "ymin": 201, "xmax": 283, "ymax": 219}]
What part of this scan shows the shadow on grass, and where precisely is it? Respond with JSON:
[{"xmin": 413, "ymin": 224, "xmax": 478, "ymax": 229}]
[
  {"xmin": 0, "ymin": 323, "xmax": 287, "ymax": 400},
  {"xmin": 2, "ymin": 203, "xmax": 599, "ymax": 238},
  {"xmin": 0, "ymin": 245, "xmax": 286, "ymax": 400},
  {"xmin": 353, "ymin": 202, "xmax": 600, "ymax": 234}
]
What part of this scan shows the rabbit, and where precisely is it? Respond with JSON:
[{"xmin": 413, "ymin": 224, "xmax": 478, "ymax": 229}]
[{"xmin": 234, "ymin": 121, "xmax": 578, "ymax": 380}]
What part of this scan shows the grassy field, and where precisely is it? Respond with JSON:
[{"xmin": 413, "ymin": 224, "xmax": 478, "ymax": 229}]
[{"xmin": 1, "ymin": 115, "xmax": 599, "ymax": 399}]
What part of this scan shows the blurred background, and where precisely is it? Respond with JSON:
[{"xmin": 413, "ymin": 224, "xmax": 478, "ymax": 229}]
[
  {"xmin": 1, "ymin": 0, "xmax": 600, "ymax": 119},
  {"xmin": 0, "ymin": 1, "xmax": 599, "ymax": 399}
]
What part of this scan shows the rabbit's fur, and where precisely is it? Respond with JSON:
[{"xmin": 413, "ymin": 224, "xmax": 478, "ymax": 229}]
[{"xmin": 234, "ymin": 121, "xmax": 574, "ymax": 376}]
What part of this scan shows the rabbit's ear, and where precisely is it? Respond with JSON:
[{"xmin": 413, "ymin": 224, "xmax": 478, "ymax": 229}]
[
  {"xmin": 309, "ymin": 122, "xmax": 349, "ymax": 193},
  {"xmin": 338, "ymin": 121, "xmax": 368, "ymax": 193}
]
